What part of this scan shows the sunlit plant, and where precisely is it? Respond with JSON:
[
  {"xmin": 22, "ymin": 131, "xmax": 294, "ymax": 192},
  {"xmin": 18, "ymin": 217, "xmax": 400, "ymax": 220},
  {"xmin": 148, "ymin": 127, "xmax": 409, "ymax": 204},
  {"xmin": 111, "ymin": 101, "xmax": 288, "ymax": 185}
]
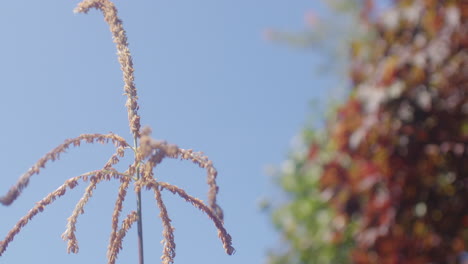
[{"xmin": 0, "ymin": 0, "xmax": 234, "ymax": 263}]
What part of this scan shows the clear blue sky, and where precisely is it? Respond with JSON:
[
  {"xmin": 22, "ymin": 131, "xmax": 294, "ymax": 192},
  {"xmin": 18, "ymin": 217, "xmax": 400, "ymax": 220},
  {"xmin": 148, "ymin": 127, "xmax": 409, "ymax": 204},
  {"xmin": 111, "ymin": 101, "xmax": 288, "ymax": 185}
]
[{"xmin": 0, "ymin": 1, "xmax": 335, "ymax": 263}]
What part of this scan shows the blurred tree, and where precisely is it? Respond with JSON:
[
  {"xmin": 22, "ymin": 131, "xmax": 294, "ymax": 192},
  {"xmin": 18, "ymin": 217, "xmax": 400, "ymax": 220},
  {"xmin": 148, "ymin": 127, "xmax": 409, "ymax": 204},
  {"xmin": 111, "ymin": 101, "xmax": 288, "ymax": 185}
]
[{"xmin": 268, "ymin": 0, "xmax": 467, "ymax": 263}]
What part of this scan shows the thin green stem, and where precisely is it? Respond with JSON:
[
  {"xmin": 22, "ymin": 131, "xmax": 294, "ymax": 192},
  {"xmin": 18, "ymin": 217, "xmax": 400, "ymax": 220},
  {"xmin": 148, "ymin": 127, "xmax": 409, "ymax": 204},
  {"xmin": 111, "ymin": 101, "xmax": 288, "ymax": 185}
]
[{"xmin": 134, "ymin": 136, "xmax": 144, "ymax": 264}]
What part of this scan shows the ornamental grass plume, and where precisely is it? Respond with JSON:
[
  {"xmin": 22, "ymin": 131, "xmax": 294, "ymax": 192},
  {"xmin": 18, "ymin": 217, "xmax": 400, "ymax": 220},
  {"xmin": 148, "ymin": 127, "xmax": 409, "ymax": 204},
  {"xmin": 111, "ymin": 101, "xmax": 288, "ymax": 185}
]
[{"xmin": 0, "ymin": 0, "xmax": 235, "ymax": 263}]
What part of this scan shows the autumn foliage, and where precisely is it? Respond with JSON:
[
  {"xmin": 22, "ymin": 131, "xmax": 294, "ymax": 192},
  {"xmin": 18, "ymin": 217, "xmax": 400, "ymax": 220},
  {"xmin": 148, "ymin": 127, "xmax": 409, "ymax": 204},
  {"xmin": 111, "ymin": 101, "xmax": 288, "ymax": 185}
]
[{"xmin": 271, "ymin": 0, "xmax": 467, "ymax": 263}]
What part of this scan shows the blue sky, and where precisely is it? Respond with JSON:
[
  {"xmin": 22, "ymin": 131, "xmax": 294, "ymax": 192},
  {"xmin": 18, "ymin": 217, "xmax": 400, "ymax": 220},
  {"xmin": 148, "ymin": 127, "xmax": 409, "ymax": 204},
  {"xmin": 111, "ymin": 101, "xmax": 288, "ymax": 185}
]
[{"xmin": 0, "ymin": 1, "xmax": 336, "ymax": 263}]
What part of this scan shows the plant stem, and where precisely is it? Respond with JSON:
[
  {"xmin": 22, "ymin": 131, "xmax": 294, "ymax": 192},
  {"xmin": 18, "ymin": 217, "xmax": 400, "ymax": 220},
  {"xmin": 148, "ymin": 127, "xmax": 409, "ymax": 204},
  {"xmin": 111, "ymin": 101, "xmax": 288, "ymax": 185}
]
[
  {"xmin": 134, "ymin": 136, "xmax": 144, "ymax": 264},
  {"xmin": 136, "ymin": 188, "xmax": 144, "ymax": 264}
]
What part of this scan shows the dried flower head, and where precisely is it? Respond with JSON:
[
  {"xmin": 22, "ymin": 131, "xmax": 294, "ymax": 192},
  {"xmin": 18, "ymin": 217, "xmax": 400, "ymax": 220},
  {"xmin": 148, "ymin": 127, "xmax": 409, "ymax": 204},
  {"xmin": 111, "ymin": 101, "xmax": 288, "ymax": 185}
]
[{"xmin": 0, "ymin": 0, "xmax": 234, "ymax": 263}]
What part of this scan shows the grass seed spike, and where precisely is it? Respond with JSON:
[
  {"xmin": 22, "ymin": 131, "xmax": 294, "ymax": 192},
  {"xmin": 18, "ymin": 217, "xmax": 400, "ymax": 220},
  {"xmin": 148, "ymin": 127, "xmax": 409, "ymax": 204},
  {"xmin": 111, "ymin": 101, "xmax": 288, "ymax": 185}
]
[{"xmin": 0, "ymin": 0, "xmax": 234, "ymax": 263}]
